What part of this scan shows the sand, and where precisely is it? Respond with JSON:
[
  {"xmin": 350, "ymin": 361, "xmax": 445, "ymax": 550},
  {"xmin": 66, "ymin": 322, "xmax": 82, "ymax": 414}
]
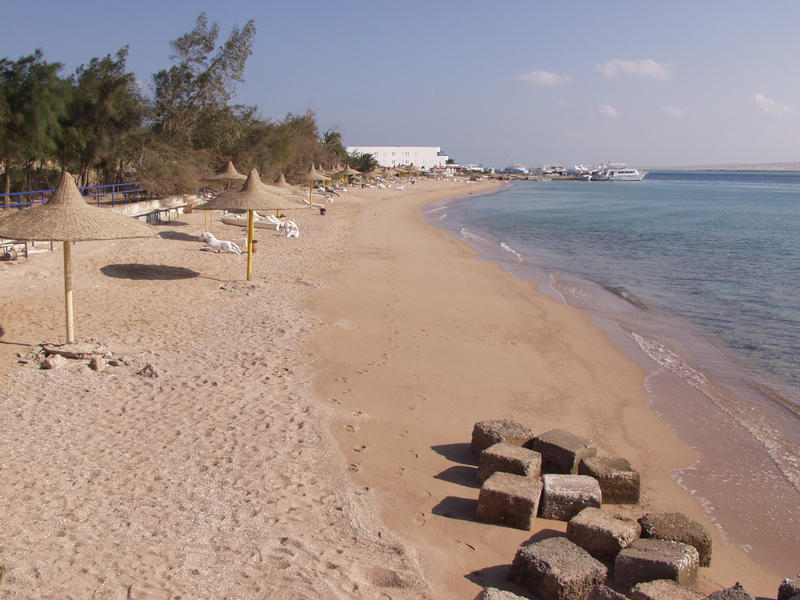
[{"xmin": 0, "ymin": 179, "xmax": 789, "ymax": 598}]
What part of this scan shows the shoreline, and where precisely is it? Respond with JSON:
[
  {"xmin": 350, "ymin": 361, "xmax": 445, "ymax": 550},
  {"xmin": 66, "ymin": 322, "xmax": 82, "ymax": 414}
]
[
  {"xmin": 309, "ymin": 180, "xmax": 786, "ymax": 597},
  {"xmin": 427, "ymin": 183, "xmax": 800, "ymax": 576}
]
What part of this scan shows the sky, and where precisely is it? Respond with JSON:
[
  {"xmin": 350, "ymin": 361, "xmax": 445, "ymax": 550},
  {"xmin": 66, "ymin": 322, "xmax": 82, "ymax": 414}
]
[{"xmin": 2, "ymin": 0, "xmax": 800, "ymax": 169}]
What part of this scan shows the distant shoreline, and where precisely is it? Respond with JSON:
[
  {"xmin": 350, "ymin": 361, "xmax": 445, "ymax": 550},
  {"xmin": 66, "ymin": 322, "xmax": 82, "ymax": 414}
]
[{"xmin": 645, "ymin": 163, "xmax": 800, "ymax": 172}]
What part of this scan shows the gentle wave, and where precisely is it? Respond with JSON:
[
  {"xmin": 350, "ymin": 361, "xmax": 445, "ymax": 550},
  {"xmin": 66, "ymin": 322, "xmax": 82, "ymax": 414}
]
[
  {"xmin": 499, "ymin": 242, "xmax": 524, "ymax": 263},
  {"xmin": 632, "ymin": 332, "xmax": 800, "ymax": 494},
  {"xmin": 459, "ymin": 226, "xmax": 494, "ymax": 247}
]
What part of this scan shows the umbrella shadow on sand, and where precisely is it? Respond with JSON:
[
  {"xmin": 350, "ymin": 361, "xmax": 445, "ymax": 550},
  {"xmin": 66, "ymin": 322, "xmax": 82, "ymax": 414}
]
[
  {"xmin": 101, "ymin": 264, "xmax": 200, "ymax": 280},
  {"xmin": 158, "ymin": 231, "xmax": 201, "ymax": 242}
]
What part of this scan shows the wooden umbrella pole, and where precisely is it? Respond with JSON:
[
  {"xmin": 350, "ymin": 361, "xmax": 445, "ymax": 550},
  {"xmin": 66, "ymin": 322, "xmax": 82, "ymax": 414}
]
[
  {"xmin": 308, "ymin": 181, "xmax": 313, "ymax": 204},
  {"xmin": 63, "ymin": 240, "xmax": 75, "ymax": 343},
  {"xmin": 246, "ymin": 209, "xmax": 255, "ymax": 281}
]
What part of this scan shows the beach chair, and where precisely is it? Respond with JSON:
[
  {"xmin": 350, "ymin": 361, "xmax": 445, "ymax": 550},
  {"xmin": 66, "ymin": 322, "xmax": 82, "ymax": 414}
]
[{"xmin": 285, "ymin": 221, "xmax": 299, "ymax": 238}]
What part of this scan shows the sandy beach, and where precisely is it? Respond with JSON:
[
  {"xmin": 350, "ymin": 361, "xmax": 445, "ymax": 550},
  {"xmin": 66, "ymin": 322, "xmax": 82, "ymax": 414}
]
[{"xmin": 0, "ymin": 178, "xmax": 788, "ymax": 598}]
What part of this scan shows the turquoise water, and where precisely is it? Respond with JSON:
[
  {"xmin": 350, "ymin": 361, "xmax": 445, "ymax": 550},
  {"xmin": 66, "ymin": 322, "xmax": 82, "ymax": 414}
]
[
  {"xmin": 429, "ymin": 173, "xmax": 800, "ymax": 564},
  {"xmin": 436, "ymin": 172, "xmax": 800, "ymax": 403}
]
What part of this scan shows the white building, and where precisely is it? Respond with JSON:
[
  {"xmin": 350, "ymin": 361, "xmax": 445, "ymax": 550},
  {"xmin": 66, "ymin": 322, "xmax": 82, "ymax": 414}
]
[{"xmin": 346, "ymin": 146, "xmax": 449, "ymax": 169}]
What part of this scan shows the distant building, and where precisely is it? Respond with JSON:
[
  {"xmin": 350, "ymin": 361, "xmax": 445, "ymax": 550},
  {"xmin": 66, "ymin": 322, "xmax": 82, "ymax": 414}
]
[{"xmin": 346, "ymin": 146, "xmax": 449, "ymax": 169}]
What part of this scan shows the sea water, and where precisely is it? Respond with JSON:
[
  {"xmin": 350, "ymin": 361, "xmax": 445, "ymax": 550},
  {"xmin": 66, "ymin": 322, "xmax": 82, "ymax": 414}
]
[{"xmin": 428, "ymin": 172, "xmax": 800, "ymax": 571}]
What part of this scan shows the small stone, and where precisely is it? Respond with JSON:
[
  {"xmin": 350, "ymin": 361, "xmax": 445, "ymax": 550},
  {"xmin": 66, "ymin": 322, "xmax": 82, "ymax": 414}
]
[
  {"xmin": 779, "ymin": 576, "xmax": 800, "ymax": 600},
  {"xmin": 137, "ymin": 364, "xmax": 158, "ymax": 378},
  {"xmin": 615, "ymin": 538, "xmax": 699, "ymax": 590},
  {"xmin": 579, "ymin": 456, "xmax": 640, "ymax": 504},
  {"xmin": 89, "ymin": 356, "xmax": 107, "ymax": 372},
  {"xmin": 631, "ymin": 579, "xmax": 704, "ymax": 600},
  {"xmin": 567, "ymin": 507, "xmax": 640, "ymax": 561},
  {"xmin": 476, "ymin": 472, "xmax": 543, "ymax": 530},
  {"xmin": 540, "ymin": 474, "xmax": 602, "ymax": 521},
  {"xmin": 471, "ymin": 420, "xmax": 535, "ymax": 456},
  {"xmin": 508, "ymin": 536, "xmax": 607, "ymax": 600},
  {"xmin": 527, "ymin": 429, "xmax": 597, "ymax": 474},
  {"xmin": 41, "ymin": 354, "xmax": 68, "ymax": 370},
  {"xmin": 477, "ymin": 442, "xmax": 542, "ymax": 484},
  {"xmin": 705, "ymin": 583, "xmax": 755, "ymax": 600},
  {"xmin": 477, "ymin": 588, "xmax": 529, "ymax": 600},
  {"xmin": 638, "ymin": 513, "xmax": 712, "ymax": 567}
]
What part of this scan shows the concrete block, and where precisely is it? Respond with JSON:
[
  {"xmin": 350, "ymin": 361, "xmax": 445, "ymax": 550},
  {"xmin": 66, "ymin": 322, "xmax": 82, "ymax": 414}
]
[
  {"xmin": 476, "ymin": 588, "xmax": 530, "ymax": 600},
  {"xmin": 540, "ymin": 474, "xmax": 602, "ymax": 521},
  {"xmin": 579, "ymin": 456, "xmax": 640, "ymax": 504},
  {"xmin": 566, "ymin": 507, "xmax": 641, "ymax": 561},
  {"xmin": 471, "ymin": 420, "xmax": 535, "ymax": 456},
  {"xmin": 527, "ymin": 429, "xmax": 597, "ymax": 474},
  {"xmin": 508, "ymin": 536, "xmax": 607, "ymax": 600},
  {"xmin": 631, "ymin": 579, "xmax": 704, "ymax": 600},
  {"xmin": 615, "ymin": 539, "xmax": 699, "ymax": 590},
  {"xmin": 704, "ymin": 583, "xmax": 755, "ymax": 600},
  {"xmin": 639, "ymin": 512, "xmax": 712, "ymax": 567},
  {"xmin": 476, "ymin": 472, "xmax": 543, "ymax": 530},
  {"xmin": 588, "ymin": 585, "xmax": 628, "ymax": 600},
  {"xmin": 779, "ymin": 576, "xmax": 800, "ymax": 600},
  {"xmin": 478, "ymin": 442, "xmax": 542, "ymax": 484}
]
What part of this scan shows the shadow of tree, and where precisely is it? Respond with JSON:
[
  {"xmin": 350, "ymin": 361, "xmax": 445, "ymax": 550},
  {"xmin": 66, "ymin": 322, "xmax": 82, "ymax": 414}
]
[
  {"xmin": 431, "ymin": 442, "xmax": 478, "ymax": 466},
  {"xmin": 100, "ymin": 264, "xmax": 200, "ymax": 280}
]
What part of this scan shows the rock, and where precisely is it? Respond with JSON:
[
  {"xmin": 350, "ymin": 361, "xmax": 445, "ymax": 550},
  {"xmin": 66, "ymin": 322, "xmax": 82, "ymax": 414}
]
[
  {"xmin": 566, "ymin": 507, "xmax": 640, "ymax": 562},
  {"xmin": 704, "ymin": 583, "xmax": 754, "ymax": 600},
  {"xmin": 476, "ymin": 588, "xmax": 529, "ymax": 600},
  {"xmin": 638, "ymin": 513, "xmax": 712, "ymax": 567},
  {"xmin": 476, "ymin": 472, "xmax": 543, "ymax": 530},
  {"xmin": 471, "ymin": 420, "xmax": 535, "ymax": 456},
  {"xmin": 137, "ymin": 364, "xmax": 158, "ymax": 378},
  {"xmin": 88, "ymin": 356, "xmax": 107, "ymax": 372},
  {"xmin": 41, "ymin": 354, "xmax": 68, "ymax": 370},
  {"xmin": 588, "ymin": 585, "xmax": 628, "ymax": 600},
  {"xmin": 631, "ymin": 579, "xmax": 704, "ymax": 600},
  {"xmin": 477, "ymin": 442, "xmax": 542, "ymax": 484},
  {"xmin": 42, "ymin": 342, "xmax": 108, "ymax": 360},
  {"xmin": 526, "ymin": 429, "xmax": 597, "ymax": 474},
  {"xmin": 540, "ymin": 474, "xmax": 602, "ymax": 521},
  {"xmin": 579, "ymin": 456, "xmax": 640, "ymax": 504},
  {"xmin": 779, "ymin": 576, "xmax": 800, "ymax": 600},
  {"xmin": 508, "ymin": 536, "xmax": 607, "ymax": 600},
  {"xmin": 615, "ymin": 539, "xmax": 699, "ymax": 590}
]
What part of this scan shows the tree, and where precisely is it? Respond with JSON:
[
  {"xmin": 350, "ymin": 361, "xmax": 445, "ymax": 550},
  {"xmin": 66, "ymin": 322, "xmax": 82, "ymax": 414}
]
[
  {"xmin": 347, "ymin": 151, "xmax": 377, "ymax": 173},
  {"xmin": 0, "ymin": 50, "xmax": 66, "ymax": 196},
  {"xmin": 152, "ymin": 13, "xmax": 256, "ymax": 143},
  {"xmin": 60, "ymin": 47, "xmax": 144, "ymax": 187},
  {"xmin": 320, "ymin": 129, "xmax": 347, "ymax": 168}
]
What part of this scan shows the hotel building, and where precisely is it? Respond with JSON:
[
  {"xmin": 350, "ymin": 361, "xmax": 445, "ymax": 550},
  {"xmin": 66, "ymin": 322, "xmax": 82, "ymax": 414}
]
[{"xmin": 346, "ymin": 146, "xmax": 449, "ymax": 170}]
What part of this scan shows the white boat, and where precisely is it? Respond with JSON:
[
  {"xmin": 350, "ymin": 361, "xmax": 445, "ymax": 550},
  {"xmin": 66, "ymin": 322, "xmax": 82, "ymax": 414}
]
[{"xmin": 603, "ymin": 167, "xmax": 646, "ymax": 181}]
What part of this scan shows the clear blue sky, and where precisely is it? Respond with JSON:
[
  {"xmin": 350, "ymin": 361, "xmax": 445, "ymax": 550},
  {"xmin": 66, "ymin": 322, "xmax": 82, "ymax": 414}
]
[{"xmin": 3, "ymin": 0, "xmax": 800, "ymax": 168}]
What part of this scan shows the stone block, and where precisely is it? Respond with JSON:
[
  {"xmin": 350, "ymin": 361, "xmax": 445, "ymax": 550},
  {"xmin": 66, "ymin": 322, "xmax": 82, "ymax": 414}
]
[
  {"xmin": 508, "ymin": 536, "xmax": 607, "ymax": 600},
  {"xmin": 631, "ymin": 579, "xmax": 704, "ymax": 600},
  {"xmin": 779, "ymin": 576, "xmax": 800, "ymax": 600},
  {"xmin": 527, "ymin": 429, "xmax": 598, "ymax": 473},
  {"xmin": 471, "ymin": 420, "xmax": 535, "ymax": 456},
  {"xmin": 638, "ymin": 513, "xmax": 712, "ymax": 567},
  {"xmin": 704, "ymin": 583, "xmax": 755, "ymax": 600},
  {"xmin": 477, "ymin": 442, "xmax": 542, "ymax": 484},
  {"xmin": 476, "ymin": 472, "xmax": 543, "ymax": 530},
  {"xmin": 540, "ymin": 474, "xmax": 602, "ymax": 521},
  {"xmin": 566, "ymin": 507, "xmax": 641, "ymax": 561},
  {"xmin": 579, "ymin": 457, "xmax": 640, "ymax": 504},
  {"xmin": 615, "ymin": 539, "xmax": 699, "ymax": 590},
  {"xmin": 476, "ymin": 588, "xmax": 529, "ymax": 600},
  {"xmin": 588, "ymin": 585, "xmax": 628, "ymax": 600}
]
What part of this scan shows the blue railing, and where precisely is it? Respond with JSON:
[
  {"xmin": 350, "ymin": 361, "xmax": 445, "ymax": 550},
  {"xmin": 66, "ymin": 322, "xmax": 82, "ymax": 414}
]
[{"xmin": 0, "ymin": 181, "xmax": 142, "ymax": 210}]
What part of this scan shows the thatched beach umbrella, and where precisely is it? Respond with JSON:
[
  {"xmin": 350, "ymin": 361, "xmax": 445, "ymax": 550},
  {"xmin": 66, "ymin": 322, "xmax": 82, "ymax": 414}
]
[
  {"xmin": 199, "ymin": 169, "xmax": 297, "ymax": 281},
  {"xmin": 274, "ymin": 173, "xmax": 292, "ymax": 188},
  {"xmin": 0, "ymin": 171, "xmax": 156, "ymax": 343},
  {"xmin": 202, "ymin": 161, "xmax": 247, "ymax": 184},
  {"xmin": 303, "ymin": 165, "xmax": 330, "ymax": 204}
]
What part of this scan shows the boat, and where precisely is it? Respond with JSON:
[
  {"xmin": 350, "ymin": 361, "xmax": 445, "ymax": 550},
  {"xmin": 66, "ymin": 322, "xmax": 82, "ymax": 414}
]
[{"xmin": 592, "ymin": 166, "xmax": 646, "ymax": 181}]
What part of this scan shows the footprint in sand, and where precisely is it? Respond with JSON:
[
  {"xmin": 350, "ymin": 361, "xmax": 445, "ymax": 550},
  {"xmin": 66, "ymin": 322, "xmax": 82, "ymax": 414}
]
[
  {"xmin": 348, "ymin": 463, "xmax": 360, "ymax": 472},
  {"xmin": 353, "ymin": 445, "xmax": 366, "ymax": 453},
  {"xmin": 411, "ymin": 512, "xmax": 426, "ymax": 526},
  {"xmin": 344, "ymin": 424, "xmax": 355, "ymax": 432}
]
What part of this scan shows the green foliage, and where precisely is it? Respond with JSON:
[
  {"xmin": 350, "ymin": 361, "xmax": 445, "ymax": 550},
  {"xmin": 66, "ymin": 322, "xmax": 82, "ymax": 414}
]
[
  {"xmin": 152, "ymin": 13, "xmax": 256, "ymax": 142},
  {"xmin": 347, "ymin": 151, "xmax": 378, "ymax": 172},
  {"xmin": 60, "ymin": 47, "xmax": 144, "ymax": 186}
]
